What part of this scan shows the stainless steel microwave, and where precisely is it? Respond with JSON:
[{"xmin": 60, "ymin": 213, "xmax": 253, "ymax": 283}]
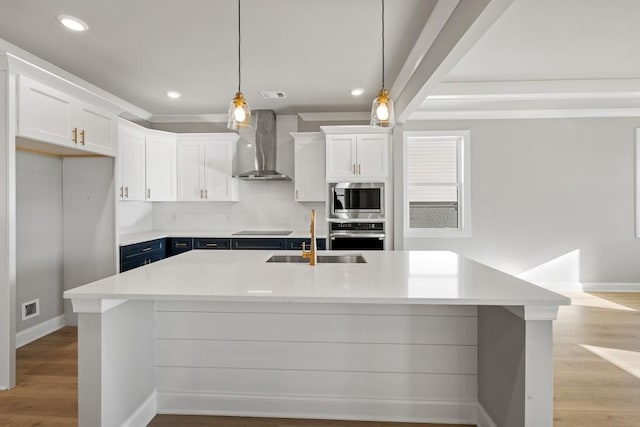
[{"xmin": 329, "ymin": 182, "xmax": 384, "ymax": 219}]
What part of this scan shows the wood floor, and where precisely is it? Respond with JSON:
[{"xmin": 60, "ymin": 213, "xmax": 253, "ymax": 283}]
[{"xmin": 0, "ymin": 292, "xmax": 638, "ymax": 426}]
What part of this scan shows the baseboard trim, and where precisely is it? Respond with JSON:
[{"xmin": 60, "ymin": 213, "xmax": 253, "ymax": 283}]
[
  {"xmin": 121, "ymin": 391, "xmax": 156, "ymax": 427},
  {"xmin": 476, "ymin": 403, "xmax": 497, "ymax": 427},
  {"xmin": 581, "ymin": 282, "xmax": 640, "ymax": 292},
  {"xmin": 531, "ymin": 282, "xmax": 640, "ymax": 292},
  {"xmin": 157, "ymin": 391, "xmax": 477, "ymax": 425},
  {"xmin": 16, "ymin": 314, "xmax": 66, "ymax": 348}
]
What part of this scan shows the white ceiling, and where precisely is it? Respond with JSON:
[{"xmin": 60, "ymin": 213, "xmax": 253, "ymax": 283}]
[
  {"xmin": 443, "ymin": 0, "xmax": 640, "ymax": 82},
  {"xmin": 0, "ymin": 0, "xmax": 436, "ymax": 116}
]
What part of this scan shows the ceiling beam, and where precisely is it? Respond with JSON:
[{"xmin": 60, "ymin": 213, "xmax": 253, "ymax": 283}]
[{"xmin": 392, "ymin": 0, "xmax": 514, "ymax": 123}]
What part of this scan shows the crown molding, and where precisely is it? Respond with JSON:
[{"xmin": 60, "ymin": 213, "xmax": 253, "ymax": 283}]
[
  {"xmin": 298, "ymin": 112, "xmax": 370, "ymax": 122},
  {"xmin": 409, "ymin": 108, "xmax": 640, "ymax": 121},
  {"xmin": 149, "ymin": 113, "xmax": 229, "ymax": 123}
]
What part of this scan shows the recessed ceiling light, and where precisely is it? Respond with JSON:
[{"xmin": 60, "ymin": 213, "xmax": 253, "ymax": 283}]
[
  {"xmin": 351, "ymin": 88, "xmax": 365, "ymax": 96},
  {"xmin": 56, "ymin": 15, "xmax": 89, "ymax": 32},
  {"xmin": 166, "ymin": 91, "xmax": 181, "ymax": 99}
]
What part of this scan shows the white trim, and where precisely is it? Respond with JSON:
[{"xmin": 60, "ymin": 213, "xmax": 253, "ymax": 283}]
[
  {"xmin": 476, "ymin": 403, "xmax": 498, "ymax": 427},
  {"xmin": 432, "ymin": 79, "xmax": 640, "ymax": 98},
  {"xmin": 504, "ymin": 306, "xmax": 560, "ymax": 321},
  {"xmin": 531, "ymin": 281, "xmax": 640, "ymax": 292},
  {"xmin": 157, "ymin": 391, "xmax": 477, "ymax": 425},
  {"xmin": 121, "ymin": 391, "xmax": 157, "ymax": 427},
  {"xmin": 581, "ymin": 282, "xmax": 640, "ymax": 292},
  {"xmin": 409, "ymin": 108, "xmax": 640, "ymax": 121},
  {"xmin": 403, "ymin": 130, "xmax": 471, "ymax": 238},
  {"xmin": 320, "ymin": 125, "xmax": 392, "ymax": 135},
  {"xmin": 636, "ymin": 129, "xmax": 640, "ymax": 238},
  {"xmin": 16, "ymin": 314, "xmax": 65, "ymax": 348},
  {"xmin": 69, "ymin": 298, "xmax": 127, "ymax": 314},
  {"xmin": 150, "ymin": 113, "xmax": 229, "ymax": 123},
  {"xmin": 299, "ymin": 112, "xmax": 370, "ymax": 122}
]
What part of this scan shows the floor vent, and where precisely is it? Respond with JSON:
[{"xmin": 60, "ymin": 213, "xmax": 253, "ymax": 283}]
[{"xmin": 22, "ymin": 298, "xmax": 40, "ymax": 321}]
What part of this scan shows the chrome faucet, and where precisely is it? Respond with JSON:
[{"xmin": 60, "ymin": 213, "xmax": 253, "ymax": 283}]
[{"xmin": 301, "ymin": 209, "xmax": 317, "ymax": 266}]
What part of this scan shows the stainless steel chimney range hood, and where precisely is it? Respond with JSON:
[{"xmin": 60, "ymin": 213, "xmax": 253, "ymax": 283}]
[{"xmin": 235, "ymin": 109, "xmax": 291, "ymax": 181}]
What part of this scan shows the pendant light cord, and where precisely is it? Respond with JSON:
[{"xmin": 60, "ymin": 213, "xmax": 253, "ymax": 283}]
[
  {"xmin": 381, "ymin": 0, "xmax": 385, "ymax": 89},
  {"xmin": 238, "ymin": 0, "xmax": 241, "ymax": 93}
]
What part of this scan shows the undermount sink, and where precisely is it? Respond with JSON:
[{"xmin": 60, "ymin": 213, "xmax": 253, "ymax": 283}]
[{"xmin": 266, "ymin": 254, "xmax": 367, "ymax": 264}]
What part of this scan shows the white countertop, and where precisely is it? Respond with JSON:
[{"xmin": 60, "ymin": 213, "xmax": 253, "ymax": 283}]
[
  {"xmin": 119, "ymin": 230, "xmax": 326, "ymax": 246},
  {"xmin": 64, "ymin": 250, "xmax": 570, "ymax": 308}
]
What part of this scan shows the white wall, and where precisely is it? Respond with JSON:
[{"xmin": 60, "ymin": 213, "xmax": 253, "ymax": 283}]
[
  {"xmin": 16, "ymin": 151, "xmax": 64, "ymax": 332},
  {"xmin": 401, "ymin": 117, "xmax": 640, "ymax": 283}
]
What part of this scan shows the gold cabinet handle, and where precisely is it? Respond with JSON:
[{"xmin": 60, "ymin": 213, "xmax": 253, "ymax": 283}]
[
  {"xmin": 200, "ymin": 189, "xmax": 203, "ymax": 199},
  {"xmin": 124, "ymin": 186, "xmax": 129, "ymax": 198},
  {"xmin": 205, "ymin": 243, "xmax": 217, "ymax": 247},
  {"xmin": 352, "ymin": 164, "xmax": 356, "ymax": 175},
  {"xmin": 205, "ymin": 189, "xmax": 208, "ymax": 199},
  {"xmin": 80, "ymin": 129, "xmax": 86, "ymax": 145},
  {"xmin": 147, "ymin": 188, "xmax": 151, "ymax": 199},
  {"xmin": 358, "ymin": 164, "xmax": 361, "ymax": 175},
  {"xmin": 142, "ymin": 247, "xmax": 152, "ymax": 252},
  {"xmin": 175, "ymin": 243, "xmax": 188, "ymax": 248},
  {"xmin": 120, "ymin": 186, "xmax": 123, "ymax": 198},
  {"xmin": 72, "ymin": 128, "xmax": 78, "ymax": 144}
]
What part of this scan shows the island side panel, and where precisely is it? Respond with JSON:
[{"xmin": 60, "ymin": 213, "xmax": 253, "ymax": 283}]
[
  {"xmin": 78, "ymin": 300, "xmax": 155, "ymax": 427},
  {"xmin": 477, "ymin": 306, "xmax": 525, "ymax": 426},
  {"xmin": 477, "ymin": 306, "xmax": 555, "ymax": 427},
  {"xmin": 155, "ymin": 301, "xmax": 479, "ymax": 424}
]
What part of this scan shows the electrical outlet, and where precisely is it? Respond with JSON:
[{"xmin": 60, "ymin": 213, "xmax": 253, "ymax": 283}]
[{"xmin": 22, "ymin": 298, "xmax": 39, "ymax": 321}]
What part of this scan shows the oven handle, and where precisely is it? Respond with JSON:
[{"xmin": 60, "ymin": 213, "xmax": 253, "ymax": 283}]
[{"xmin": 330, "ymin": 233, "xmax": 386, "ymax": 239}]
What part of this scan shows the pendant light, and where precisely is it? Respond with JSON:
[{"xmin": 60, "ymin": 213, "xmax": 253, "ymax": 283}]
[
  {"xmin": 370, "ymin": 0, "xmax": 394, "ymax": 127},
  {"xmin": 227, "ymin": 0, "xmax": 251, "ymax": 130}
]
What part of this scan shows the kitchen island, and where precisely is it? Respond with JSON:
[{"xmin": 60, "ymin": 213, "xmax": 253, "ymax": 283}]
[{"xmin": 64, "ymin": 250, "xmax": 569, "ymax": 427}]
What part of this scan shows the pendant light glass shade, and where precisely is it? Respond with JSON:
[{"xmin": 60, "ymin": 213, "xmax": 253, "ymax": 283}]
[
  {"xmin": 227, "ymin": 0, "xmax": 251, "ymax": 130},
  {"xmin": 227, "ymin": 91, "xmax": 251, "ymax": 130},
  {"xmin": 371, "ymin": 88, "xmax": 394, "ymax": 127},
  {"xmin": 370, "ymin": 0, "xmax": 394, "ymax": 128}
]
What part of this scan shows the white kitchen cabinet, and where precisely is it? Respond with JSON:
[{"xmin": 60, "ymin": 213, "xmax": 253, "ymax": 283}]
[
  {"xmin": 145, "ymin": 130, "xmax": 177, "ymax": 201},
  {"xmin": 177, "ymin": 134, "xmax": 239, "ymax": 201},
  {"xmin": 17, "ymin": 75, "xmax": 115, "ymax": 156},
  {"xmin": 119, "ymin": 122, "xmax": 146, "ymax": 201},
  {"xmin": 325, "ymin": 133, "xmax": 388, "ymax": 180},
  {"xmin": 292, "ymin": 132, "xmax": 326, "ymax": 202}
]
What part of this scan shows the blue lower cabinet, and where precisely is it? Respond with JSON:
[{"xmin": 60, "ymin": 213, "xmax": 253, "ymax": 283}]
[
  {"xmin": 194, "ymin": 238, "xmax": 231, "ymax": 250},
  {"xmin": 287, "ymin": 238, "xmax": 326, "ymax": 251},
  {"xmin": 119, "ymin": 238, "xmax": 167, "ymax": 272},
  {"xmin": 168, "ymin": 238, "xmax": 193, "ymax": 256},
  {"xmin": 232, "ymin": 238, "xmax": 287, "ymax": 250}
]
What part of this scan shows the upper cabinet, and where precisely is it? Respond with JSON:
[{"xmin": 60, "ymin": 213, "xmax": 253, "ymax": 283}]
[
  {"xmin": 119, "ymin": 122, "xmax": 146, "ymax": 201},
  {"xmin": 17, "ymin": 75, "xmax": 115, "ymax": 156},
  {"xmin": 324, "ymin": 130, "xmax": 389, "ymax": 180},
  {"xmin": 291, "ymin": 132, "xmax": 325, "ymax": 202},
  {"xmin": 176, "ymin": 134, "xmax": 239, "ymax": 201},
  {"xmin": 145, "ymin": 130, "xmax": 177, "ymax": 201}
]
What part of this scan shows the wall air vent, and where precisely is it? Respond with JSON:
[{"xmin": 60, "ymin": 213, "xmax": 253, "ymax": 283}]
[
  {"xmin": 22, "ymin": 298, "xmax": 40, "ymax": 321},
  {"xmin": 260, "ymin": 91, "xmax": 286, "ymax": 99}
]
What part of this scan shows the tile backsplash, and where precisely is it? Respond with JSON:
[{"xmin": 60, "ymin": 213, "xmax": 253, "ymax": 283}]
[{"xmin": 152, "ymin": 180, "xmax": 325, "ymax": 232}]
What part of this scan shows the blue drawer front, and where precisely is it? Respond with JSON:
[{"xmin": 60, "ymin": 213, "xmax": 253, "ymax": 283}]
[
  {"xmin": 194, "ymin": 238, "xmax": 231, "ymax": 250},
  {"xmin": 169, "ymin": 238, "xmax": 193, "ymax": 256},
  {"xmin": 121, "ymin": 250, "xmax": 166, "ymax": 272},
  {"xmin": 120, "ymin": 238, "xmax": 166, "ymax": 264},
  {"xmin": 231, "ymin": 238, "xmax": 287, "ymax": 250},
  {"xmin": 287, "ymin": 238, "xmax": 326, "ymax": 251}
]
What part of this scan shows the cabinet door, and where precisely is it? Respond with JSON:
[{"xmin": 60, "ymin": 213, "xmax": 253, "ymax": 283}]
[
  {"xmin": 17, "ymin": 75, "xmax": 75, "ymax": 147},
  {"xmin": 146, "ymin": 133, "xmax": 177, "ymax": 201},
  {"xmin": 77, "ymin": 103, "xmax": 115, "ymax": 156},
  {"xmin": 326, "ymin": 134, "xmax": 357, "ymax": 179},
  {"xmin": 119, "ymin": 125, "xmax": 146, "ymax": 200},
  {"xmin": 294, "ymin": 136, "xmax": 326, "ymax": 202},
  {"xmin": 356, "ymin": 134, "xmax": 388, "ymax": 178},
  {"xmin": 203, "ymin": 141, "xmax": 235, "ymax": 201},
  {"xmin": 177, "ymin": 141, "xmax": 204, "ymax": 201}
]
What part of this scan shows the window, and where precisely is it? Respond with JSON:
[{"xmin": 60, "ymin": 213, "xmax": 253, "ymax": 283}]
[{"xmin": 404, "ymin": 130, "xmax": 470, "ymax": 237}]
